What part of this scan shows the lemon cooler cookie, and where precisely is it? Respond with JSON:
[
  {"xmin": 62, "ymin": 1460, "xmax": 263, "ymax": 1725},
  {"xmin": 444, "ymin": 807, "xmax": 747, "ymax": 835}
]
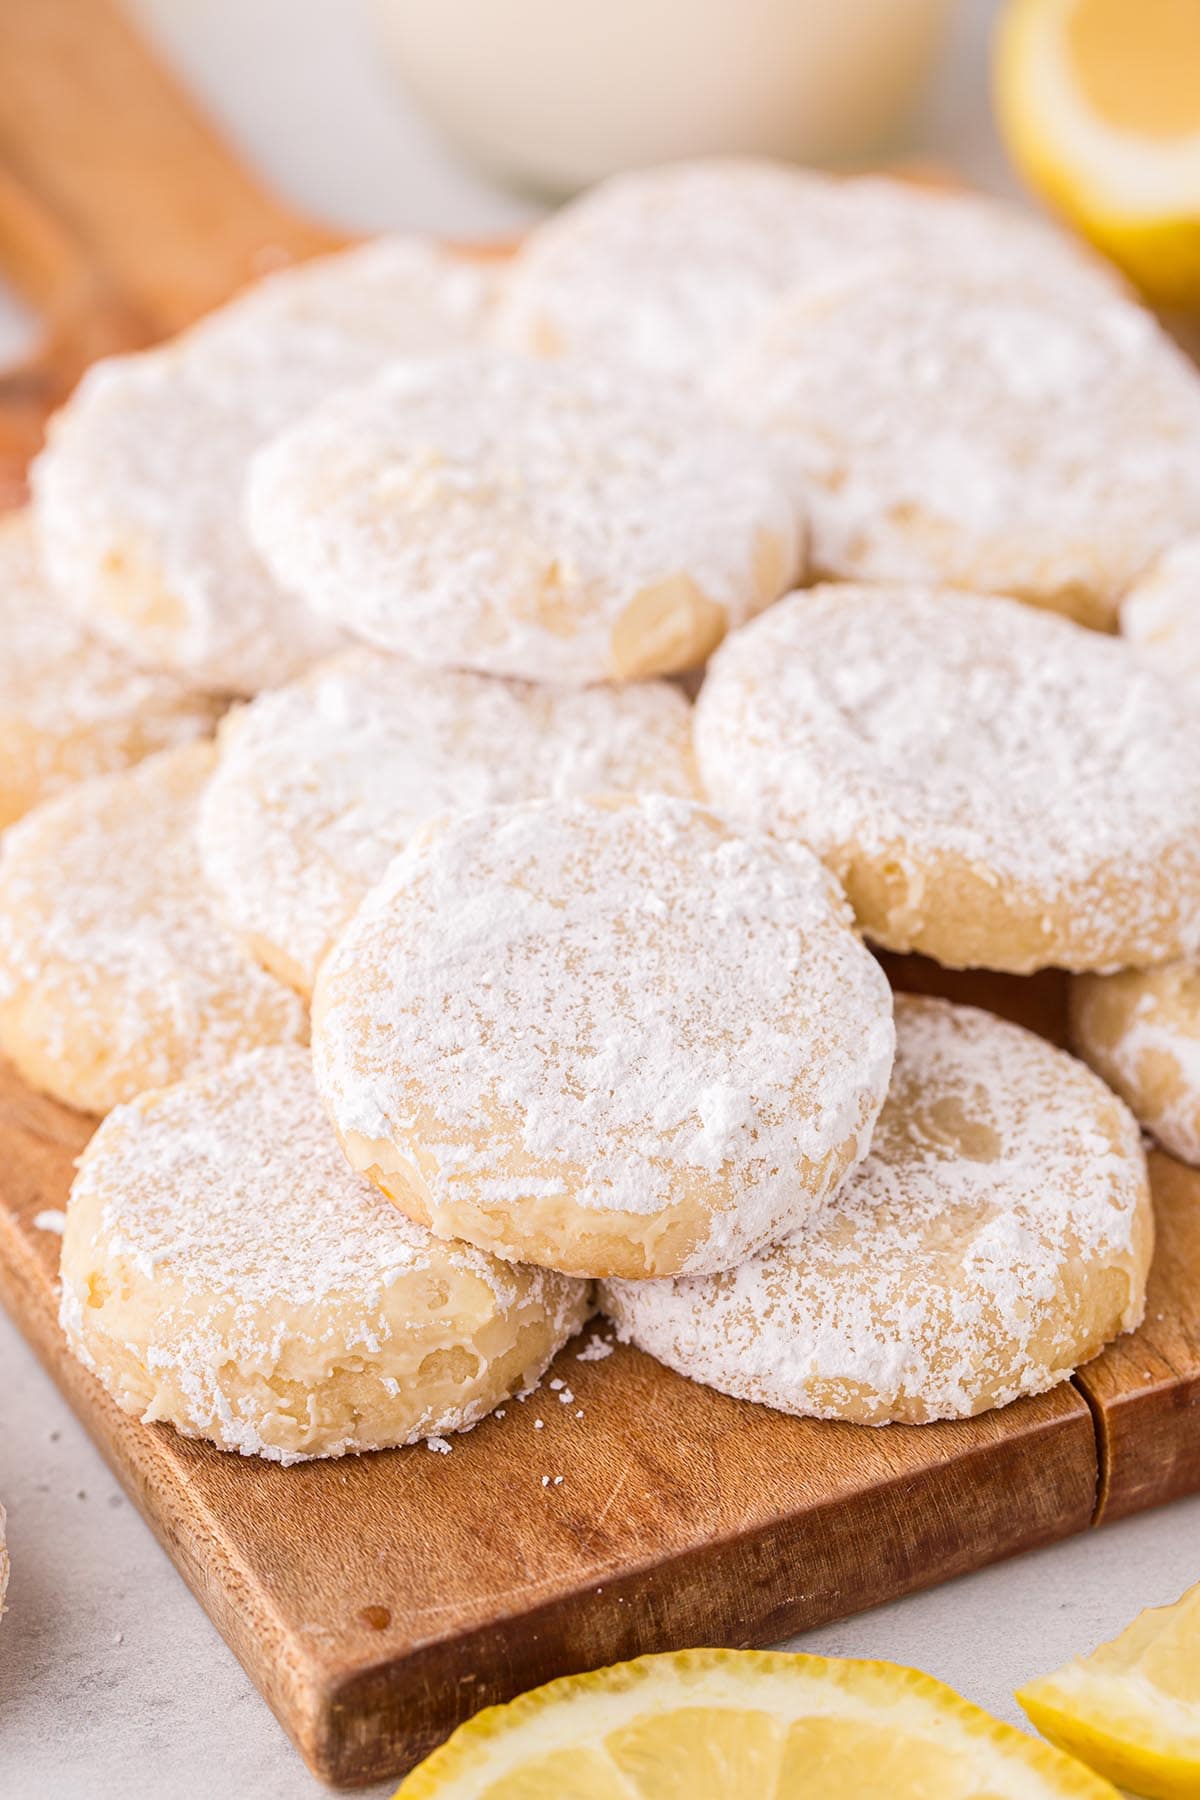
[
  {"xmin": 601, "ymin": 996, "xmax": 1152, "ymax": 1425},
  {"xmin": 0, "ymin": 510, "xmax": 217, "ymax": 828},
  {"xmin": 60, "ymin": 1048, "xmax": 589, "ymax": 1462},
  {"xmin": 1071, "ymin": 963, "xmax": 1200, "ymax": 1166},
  {"xmin": 1121, "ymin": 535, "xmax": 1200, "ymax": 695},
  {"xmin": 714, "ymin": 268, "xmax": 1200, "ymax": 628},
  {"xmin": 31, "ymin": 237, "xmax": 498, "ymax": 693},
  {"xmin": 198, "ymin": 649, "xmax": 698, "ymax": 995},
  {"xmin": 312, "ymin": 794, "xmax": 895, "ymax": 1280},
  {"xmin": 695, "ymin": 585, "xmax": 1200, "ymax": 974},
  {"xmin": 247, "ymin": 349, "xmax": 802, "ymax": 683},
  {"xmin": 0, "ymin": 744, "xmax": 305, "ymax": 1114},
  {"xmin": 498, "ymin": 158, "xmax": 1120, "ymax": 379}
]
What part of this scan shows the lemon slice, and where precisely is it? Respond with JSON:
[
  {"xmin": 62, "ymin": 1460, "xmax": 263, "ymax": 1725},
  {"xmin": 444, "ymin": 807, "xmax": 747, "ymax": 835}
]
[
  {"xmin": 396, "ymin": 1647, "xmax": 1117, "ymax": 1797},
  {"xmin": 1018, "ymin": 1581, "xmax": 1200, "ymax": 1800},
  {"xmin": 994, "ymin": 0, "xmax": 1200, "ymax": 307}
]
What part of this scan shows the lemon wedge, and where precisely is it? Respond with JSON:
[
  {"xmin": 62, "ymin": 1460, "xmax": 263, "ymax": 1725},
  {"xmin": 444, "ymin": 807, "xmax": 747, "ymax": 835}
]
[
  {"xmin": 994, "ymin": 0, "xmax": 1200, "ymax": 307},
  {"xmin": 395, "ymin": 1647, "xmax": 1117, "ymax": 1798},
  {"xmin": 1018, "ymin": 1581, "xmax": 1200, "ymax": 1800}
]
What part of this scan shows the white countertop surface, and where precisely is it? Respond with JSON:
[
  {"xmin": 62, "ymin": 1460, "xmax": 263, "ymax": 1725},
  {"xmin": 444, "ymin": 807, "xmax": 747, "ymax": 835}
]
[{"xmin": 1, "ymin": 4, "xmax": 1197, "ymax": 1796}]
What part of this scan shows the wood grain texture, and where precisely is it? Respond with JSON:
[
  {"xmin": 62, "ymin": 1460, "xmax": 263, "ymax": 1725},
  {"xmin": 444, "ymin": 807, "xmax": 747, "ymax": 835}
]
[
  {"xmin": 1074, "ymin": 1151, "xmax": 1200, "ymax": 1525},
  {"xmin": 881, "ymin": 954, "xmax": 1071, "ymax": 1045},
  {"xmin": 0, "ymin": 0, "xmax": 343, "ymax": 328},
  {"xmin": 0, "ymin": 1054, "xmax": 1099, "ymax": 1786}
]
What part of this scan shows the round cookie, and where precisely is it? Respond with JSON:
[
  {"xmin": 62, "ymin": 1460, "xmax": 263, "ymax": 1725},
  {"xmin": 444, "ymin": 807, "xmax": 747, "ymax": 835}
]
[
  {"xmin": 1070, "ymin": 963, "xmax": 1200, "ymax": 1166},
  {"xmin": 713, "ymin": 268, "xmax": 1200, "ymax": 628},
  {"xmin": 0, "ymin": 743, "xmax": 306, "ymax": 1115},
  {"xmin": 246, "ymin": 349, "xmax": 803, "ymax": 684},
  {"xmin": 695, "ymin": 584, "xmax": 1200, "ymax": 975},
  {"xmin": 601, "ymin": 995, "xmax": 1153, "ymax": 1425},
  {"xmin": 497, "ymin": 158, "xmax": 1121, "ymax": 380},
  {"xmin": 198, "ymin": 648, "xmax": 699, "ymax": 996},
  {"xmin": 0, "ymin": 510, "xmax": 218, "ymax": 828},
  {"xmin": 1121, "ymin": 536, "xmax": 1200, "ymax": 695},
  {"xmin": 60, "ymin": 1047, "xmax": 589, "ymax": 1463},
  {"xmin": 311, "ymin": 792, "xmax": 895, "ymax": 1281},
  {"xmin": 31, "ymin": 237, "xmax": 499, "ymax": 693}
]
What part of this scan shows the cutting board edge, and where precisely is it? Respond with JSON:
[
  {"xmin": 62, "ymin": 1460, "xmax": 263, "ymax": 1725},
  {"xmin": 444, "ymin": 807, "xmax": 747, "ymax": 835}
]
[
  {"xmin": 299, "ymin": 1392, "xmax": 1098, "ymax": 1784},
  {"xmin": 2, "ymin": 1187, "xmax": 1100, "ymax": 1788}
]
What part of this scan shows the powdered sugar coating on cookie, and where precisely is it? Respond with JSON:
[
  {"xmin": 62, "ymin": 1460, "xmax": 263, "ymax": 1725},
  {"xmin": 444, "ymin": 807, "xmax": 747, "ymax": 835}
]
[
  {"xmin": 0, "ymin": 511, "xmax": 218, "ymax": 827},
  {"xmin": 31, "ymin": 237, "xmax": 500, "ymax": 694},
  {"xmin": 247, "ymin": 349, "xmax": 803, "ymax": 684},
  {"xmin": 0, "ymin": 743, "xmax": 306, "ymax": 1114},
  {"xmin": 696, "ymin": 584, "xmax": 1200, "ymax": 975},
  {"xmin": 601, "ymin": 995, "xmax": 1152, "ymax": 1424},
  {"xmin": 60, "ymin": 1047, "xmax": 588, "ymax": 1462},
  {"xmin": 312, "ymin": 793, "xmax": 895, "ymax": 1280},
  {"xmin": 714, "ymin": 269, "xmax": 1200, "ymax": 627},
  {"xmin": 1071, "ymin": 962, "xmax": 1200, "ymax": 1166},
  {"xmin": 198, "ymin": 647, "xmax": 699, "ymax": 995},
  {"xmin": 1121, "ymin": 536, "xmax": 1200, "ymax": 695},
  {"xmin": 498, "ymin": 158, "xmax": 1121, "ymax": 379}
]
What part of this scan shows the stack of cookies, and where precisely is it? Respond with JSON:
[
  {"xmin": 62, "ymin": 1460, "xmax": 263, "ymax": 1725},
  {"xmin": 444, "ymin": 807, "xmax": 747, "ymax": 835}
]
[{"xmin": 2, "ymin": 158, "xmax": 1198, "ymax": 1463}]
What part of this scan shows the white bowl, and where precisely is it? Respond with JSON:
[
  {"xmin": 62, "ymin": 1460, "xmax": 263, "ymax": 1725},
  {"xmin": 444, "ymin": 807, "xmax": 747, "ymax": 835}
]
[{"xmin": 372, "ymin": 0, "xmax": 956, "ymax": 195}]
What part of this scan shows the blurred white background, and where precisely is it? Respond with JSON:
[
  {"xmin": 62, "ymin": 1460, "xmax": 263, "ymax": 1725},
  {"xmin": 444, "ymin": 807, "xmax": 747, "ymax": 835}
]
[
  {"xmin": 0, "ymin": 1, "xmax": 1025, "ymax": 366},
  {"xmin": 124, "ymin": 0, "xmax": 1025, "ymax": 232}
]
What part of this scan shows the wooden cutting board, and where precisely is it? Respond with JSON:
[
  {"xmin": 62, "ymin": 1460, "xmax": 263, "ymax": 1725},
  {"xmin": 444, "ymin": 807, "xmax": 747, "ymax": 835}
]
[
  {"xmin": 0, "ymin": 1045, "xmax": 1105, "ymax": 1787},
  {"xmin": 2, "ymin": 0, "xmax": 1199, "ymax": 1788},
  {"xmin": 3, "ymin": 963, "xmax": 1200, "ymax": 1785}
]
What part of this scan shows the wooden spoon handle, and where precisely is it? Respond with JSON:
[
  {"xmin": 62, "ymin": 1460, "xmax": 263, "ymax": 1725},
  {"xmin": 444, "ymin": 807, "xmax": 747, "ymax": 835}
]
[
  {"xmin": 0, "ymin": 0, "xmax": 344, "ymax": 337},
  {"xmin": 0, "ymin": 157, "xmax": 149, "ymax": 507}
]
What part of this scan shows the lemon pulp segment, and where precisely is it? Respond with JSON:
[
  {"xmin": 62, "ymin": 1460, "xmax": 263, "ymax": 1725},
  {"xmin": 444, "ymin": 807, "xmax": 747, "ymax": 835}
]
[
  {"xmin": 1018, "ymin": 1580, "xmax": 1200, "ymax": 1800},
  {"xmin": 995, "ymin": 0, "xmax": 1200, "ymax": 307},
  {"xmin": 397, "ymin": 1647, "xmax": 1119, "ymax": 1798}
]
